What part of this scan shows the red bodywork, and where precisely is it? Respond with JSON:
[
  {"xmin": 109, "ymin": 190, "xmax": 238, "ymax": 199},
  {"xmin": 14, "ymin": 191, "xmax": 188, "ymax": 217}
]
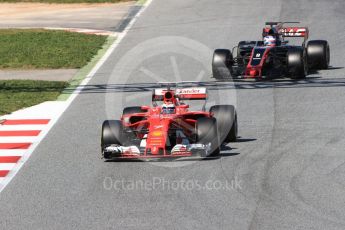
[
  {"xmin": 244, "ymin": 47, "xmax": 273, "ymax": 78},
  {"xmin": 244, "ymin": 25, "xmax": 309, "ymax": 79},
  {"xmin": 118, "ymin": 88, "xmax": 211, "ymax": 158}
]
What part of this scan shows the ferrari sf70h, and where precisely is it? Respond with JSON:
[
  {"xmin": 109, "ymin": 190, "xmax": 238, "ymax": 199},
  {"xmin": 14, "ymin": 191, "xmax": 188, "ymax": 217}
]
[
  {"xmin": 212, "ymin": 22, "xmax": 330, "ymax": 80},
  {"xmin": 101, "ymin": 84, "xmax": 238, "ymax": 160}
]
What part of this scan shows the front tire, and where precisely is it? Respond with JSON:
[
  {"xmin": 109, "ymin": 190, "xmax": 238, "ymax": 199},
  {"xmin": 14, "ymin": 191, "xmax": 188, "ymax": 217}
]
[
  {"xmin": 212, "ymin": 49, "xmax": 233, "ymax": 80},
  {"xmin": 196, "ymin": 117, "xmax": 220, "ymax": 157},
  {"xmin": 101, "ymin": 120, "xmax": 124, "ymax": 158},
  {"xmin": 210, "ymin": 105, "xmax": 237, "ymax": 143}
]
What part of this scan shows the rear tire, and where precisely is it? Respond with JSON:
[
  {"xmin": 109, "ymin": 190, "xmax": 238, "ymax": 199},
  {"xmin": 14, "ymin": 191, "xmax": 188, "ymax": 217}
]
[
  {"xmin": 237, "ymin": 41, "xmax": 257, "ymax": 57},
  {"xmin": 307, "ymin": 40, "xmax": 330, "ymax": 70},
  {"xmin": 287, "ymin": 48, "xmax": 308, "ymax": 79},
  {"xmin": 212, "ymin": 49, "xmax": 233, "ymax": 80},
  {"xmin": 210, "ymin": 105, "xmax": 237, "ymax": 143},
  {"xmin": 196, "ymin": 117, "xmax": 220, "ymax": 157}
]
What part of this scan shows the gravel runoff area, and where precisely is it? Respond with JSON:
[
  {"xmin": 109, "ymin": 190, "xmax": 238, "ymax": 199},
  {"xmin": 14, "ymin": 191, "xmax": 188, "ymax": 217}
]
[{"xmin": 0, "ymin": 2, "xmax": 135, "ymax": 31}]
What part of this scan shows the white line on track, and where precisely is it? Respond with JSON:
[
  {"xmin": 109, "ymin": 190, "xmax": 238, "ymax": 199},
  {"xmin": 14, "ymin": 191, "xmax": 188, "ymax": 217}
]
[
  {"xmin": 67, "ymin": 0, "xmax": 154, "ymax": 103},
  {"xmin": 0, "ymin": 0, "xmax": 154, "ymax": 193}
]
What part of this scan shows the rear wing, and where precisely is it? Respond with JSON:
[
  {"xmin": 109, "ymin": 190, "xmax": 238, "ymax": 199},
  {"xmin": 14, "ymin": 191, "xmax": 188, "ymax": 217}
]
[
  {"xmin": 280, "ymin": 27, "xmax": 308, "ymax": 38},
  {"xmin": 152, "ymin": 87, "xmax": 207, "ymax": 101},
  {"xmin": 265, "ymin": 21, "xmax": 300, "ymax": 26},
  {"xmin": 262, "ymin": 27, "xmax": 308, "ymax": 38},
  {"xmin": 262, "ymin": 21, "xmax": 309, "ymax": 40},
  {"xmin": 176, "ymin": 87, "xmax": 207, "ymax": 100}
]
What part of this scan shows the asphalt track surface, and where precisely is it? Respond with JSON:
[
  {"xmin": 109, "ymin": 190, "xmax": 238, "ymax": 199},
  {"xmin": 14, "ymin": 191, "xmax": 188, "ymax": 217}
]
[{"xmin": 1, "ymin": 0, "xmax": 345, "ymax": 229}]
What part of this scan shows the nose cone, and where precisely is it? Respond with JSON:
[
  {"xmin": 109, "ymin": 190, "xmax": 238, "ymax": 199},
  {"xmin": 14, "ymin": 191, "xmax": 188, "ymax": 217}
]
[
  {"xmin": 151, "ymin": 146, "xmax": 159, "ymax": 155},
  {"xmin": 250, "ymin": 69, "xmax": 257, "ymax": 77}
]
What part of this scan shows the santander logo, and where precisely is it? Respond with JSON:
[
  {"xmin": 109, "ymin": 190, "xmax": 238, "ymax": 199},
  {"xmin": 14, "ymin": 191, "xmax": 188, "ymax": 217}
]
[{"xmin": 176, "ymin": 88, "xmax": 205, "ymax": 94}]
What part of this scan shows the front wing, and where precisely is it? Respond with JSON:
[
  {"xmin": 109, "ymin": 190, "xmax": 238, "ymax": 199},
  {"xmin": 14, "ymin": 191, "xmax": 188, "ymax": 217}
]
[{"xmin": 102, "ymin": 143, "xmax": 210, "ymax": 159}]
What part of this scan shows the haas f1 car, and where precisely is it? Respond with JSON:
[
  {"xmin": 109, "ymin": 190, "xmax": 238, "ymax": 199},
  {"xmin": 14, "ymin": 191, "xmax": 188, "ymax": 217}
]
[
  {"xmin": 101, "ymin": 86, "xmax": 238, "ymax": 159},
  {"xmin": 212, "ymin": 22, "xmax": 330, "ymax": 79}
]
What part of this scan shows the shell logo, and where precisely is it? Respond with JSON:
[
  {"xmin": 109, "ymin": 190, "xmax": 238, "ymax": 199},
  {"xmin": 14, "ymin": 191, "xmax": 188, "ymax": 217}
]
[{"xmin": 152, "ymin": 130, "xmax": 163, "ymax": 137}]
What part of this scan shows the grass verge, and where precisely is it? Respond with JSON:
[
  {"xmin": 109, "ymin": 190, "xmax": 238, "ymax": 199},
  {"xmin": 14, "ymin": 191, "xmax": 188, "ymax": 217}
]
[
  {"xmin": 0, "ymin": 29, "xmax": 107, "ymax": 69},
  {"xmin": 0, "ymin": 80, "xmax": 68, "ymax": 116},
  {"xmin": 136, "ymin": 0, "xmax": 146, "ymax": 5},
  {"xmin": 57, "ymin": 35, "xmax": 116, "ymax": 101}
]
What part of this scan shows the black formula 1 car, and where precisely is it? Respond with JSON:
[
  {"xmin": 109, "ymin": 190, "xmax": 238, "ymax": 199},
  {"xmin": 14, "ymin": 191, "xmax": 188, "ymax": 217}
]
[{"xmin": 212, "ymin": 22, "xmax": 330, "ymax": 80}]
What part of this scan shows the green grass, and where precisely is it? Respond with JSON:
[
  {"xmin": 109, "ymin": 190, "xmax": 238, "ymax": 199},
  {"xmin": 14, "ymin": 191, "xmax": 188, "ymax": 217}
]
[
  {"xmin": 0, "ymin": 80, "xmax": 68, "ymax": 115},
  {"xmin": 0, "ymin": 0, "xmax": 131, "ymax": 2},
  {"xmin": 58, "ymin": 35, "xmax": 116, "ymax": 100},
  {"xmin": 136, "ymin": 0, "xmax": 146, "ymax": 5},
  {"xmin": 0, "ymin": 29, "xmax": 107, "ymax": 69}
]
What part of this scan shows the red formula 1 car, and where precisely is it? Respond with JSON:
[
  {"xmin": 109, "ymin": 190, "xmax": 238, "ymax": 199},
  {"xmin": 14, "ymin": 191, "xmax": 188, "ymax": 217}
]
[
  {"xmin": 212, "ymin": 22, "xmax": 330, "ymax": 80},
  {"xmin": 101, "ymin": 85, "xmax": 238, "ymax": 160}
]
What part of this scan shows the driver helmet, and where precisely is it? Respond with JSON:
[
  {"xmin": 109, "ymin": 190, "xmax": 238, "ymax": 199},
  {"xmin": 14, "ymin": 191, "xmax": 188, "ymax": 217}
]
[
  {"xmin": 162, "ymin": 103, "xmax": 175, "ymax": 114},
  {"xmin": 264, "ymin": 35, "xmax": 276, "ymax": 47}
]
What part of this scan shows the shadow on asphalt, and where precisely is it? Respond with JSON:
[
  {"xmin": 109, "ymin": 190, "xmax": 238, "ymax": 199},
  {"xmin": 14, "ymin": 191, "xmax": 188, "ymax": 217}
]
[
  {"xmin": 103, "ymin": 138, "xmax": 255, "ymax": 163},
  {"xmin": 61, "ymin": 68, "xmax": 345, "ymax": 95},
  {"xmin": 234, "ymin": 138, "xmax": 256, "ymax": 143},
  {"xmin": 104, "ymin": 152, "xmax": 240, "ymax": 163}
]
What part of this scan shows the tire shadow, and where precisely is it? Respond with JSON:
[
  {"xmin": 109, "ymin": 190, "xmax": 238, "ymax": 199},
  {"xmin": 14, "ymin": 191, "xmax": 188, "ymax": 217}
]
[{"xmin": 104, "ymin": 137, "xmax": 256, "ymax": 162}]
